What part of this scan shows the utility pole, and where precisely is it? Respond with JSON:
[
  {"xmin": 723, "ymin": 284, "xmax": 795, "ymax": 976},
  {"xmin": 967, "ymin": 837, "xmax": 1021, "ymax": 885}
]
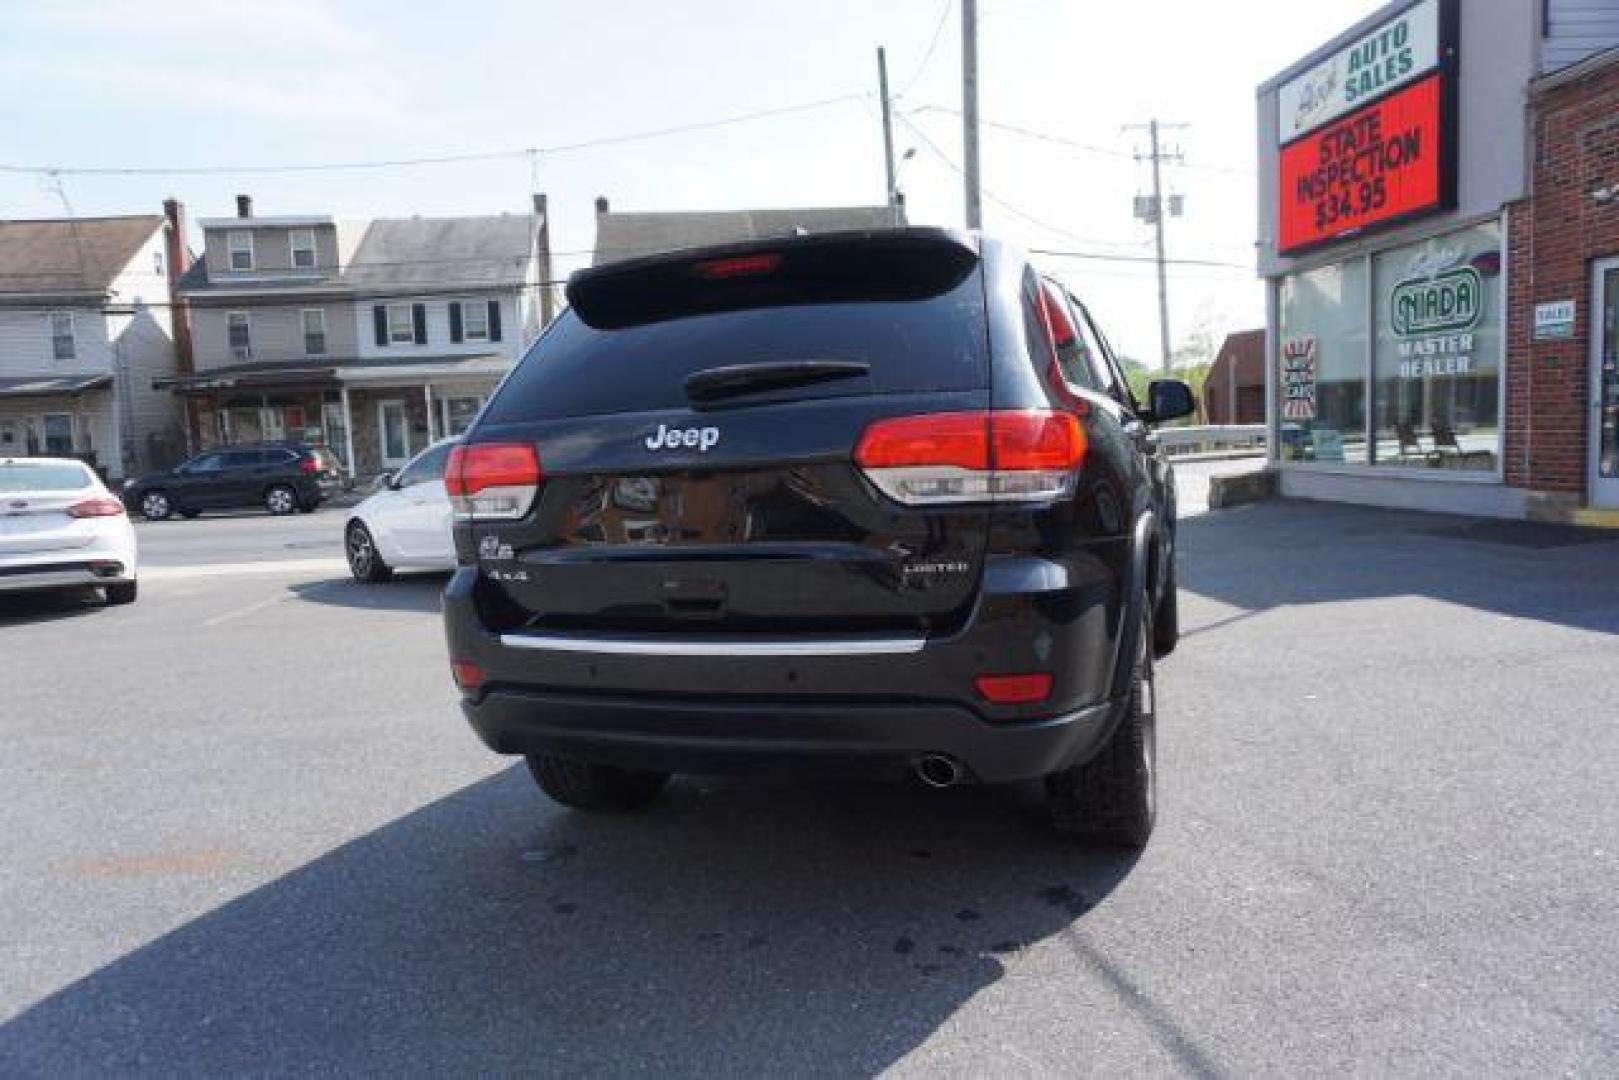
[
  {"xmin": 1128, "ymin": 119, "xmax": 1187, "ymax": 373},
  {"xmin": 877, "ymin": 47, "xmax": 898, "ymax": 215},
  {"xmin": 961, "ymin": 0, "xmax": 982, "ymax": 229}
]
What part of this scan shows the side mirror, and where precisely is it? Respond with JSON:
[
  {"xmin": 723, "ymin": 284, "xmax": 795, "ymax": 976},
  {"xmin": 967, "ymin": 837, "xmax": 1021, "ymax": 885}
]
[
  {"xmin": 373, "ymin": 471, "xmax": 395, "ymax": 491},
  {"xmin": 1147, "ymin": 379, "xmax": 1196, "ymax": 424}
]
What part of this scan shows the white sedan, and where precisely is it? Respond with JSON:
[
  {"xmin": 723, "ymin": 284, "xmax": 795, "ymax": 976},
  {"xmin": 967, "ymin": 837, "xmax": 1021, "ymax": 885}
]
[
  {"xmin": 0, "ymin": 457, "xmax": 138, "ymax": 604},
  {"xmin": 344, "ymin": 440, "xmax": 458, "ymax": 582}
]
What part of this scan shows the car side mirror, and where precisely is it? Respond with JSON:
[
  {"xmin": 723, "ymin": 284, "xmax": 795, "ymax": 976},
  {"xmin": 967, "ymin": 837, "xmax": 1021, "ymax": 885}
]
[
  {"xmin": 374, "ymin": 471, "xmax": 396, "ymax": 491},
  {"xmin": 1146, "ymin": 379, "xmax": 1196, "ymax": 424}
]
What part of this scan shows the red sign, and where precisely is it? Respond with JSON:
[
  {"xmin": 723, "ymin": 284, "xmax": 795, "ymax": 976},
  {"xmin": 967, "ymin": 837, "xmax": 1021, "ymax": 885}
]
[{"xmin": 1278, "ymin": 73, "xmax": 1448, "ymax": 255}]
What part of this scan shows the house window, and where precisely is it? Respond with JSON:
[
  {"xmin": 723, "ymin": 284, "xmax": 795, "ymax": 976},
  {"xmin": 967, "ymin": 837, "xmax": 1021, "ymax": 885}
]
[
  {"xmin": 441, "ymin": 395, "xmax": 484, "ymax": 436},
  {"xmin": 50, "ymin": 312, "xmax": 75, "ymax": 360},
  {"xmin": 228, "ymin": 231, "xmax": 254, "ymax": 271},
  {"xmin": 302, "ymin": 309, "xmax": 326, "ymax": 355},
  {"xmin": 227, "ymin": 312, "xmax": 252, "ymax": 360},
  {"xmin": 388, "ymin": 304, "xmax": 416, "ymax": 344},
  {"xmin": 152, "ymin": 250, "xmax": 165, "ymax": 276},
  {"xmin": 462, "ymin": 300, "xmax": 489, "ymax": 342},
  {"xmin": 290, "ymin": 229, "xmax": 316, "ymax": 269}
]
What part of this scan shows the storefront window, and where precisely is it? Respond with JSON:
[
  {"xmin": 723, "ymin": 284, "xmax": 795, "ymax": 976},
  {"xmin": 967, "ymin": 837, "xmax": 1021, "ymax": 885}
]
[
  {"xmin": 1278, "ymin": 259, "xmax": 1368, "ymax": 464},
  {"xmin": 1371, "ymin": 222, "xmax": 1502, "ymax": 471}
]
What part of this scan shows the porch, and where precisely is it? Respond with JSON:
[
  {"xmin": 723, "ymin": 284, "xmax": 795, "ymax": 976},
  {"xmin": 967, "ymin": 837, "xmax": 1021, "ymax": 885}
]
[
  {"xmin": 0, "ymin": 375, "xmax": 118, "ymax": 480},
  {"xmin": 161, "ymin": 357, "xmax": 507, "ymax": 482}
]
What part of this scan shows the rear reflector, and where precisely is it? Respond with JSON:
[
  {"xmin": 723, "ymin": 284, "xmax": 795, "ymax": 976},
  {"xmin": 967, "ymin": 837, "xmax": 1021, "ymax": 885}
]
[
  {"xmin": 450, "ymin": 659, "xmax": 485, "ymax": 692},
  {"xmin": 67, "ymin": 496, "xmax": 126, "ymax": 518},
  {"xmin": 974, "ymin": 673, "xmax": 1053, "ymax": 705},
  {"xmin": 446, "ymin": 443, "xmax": 541, "ymax": 520},
  {"xmin": 854, "ymin": 410, "xmax": 1085, "ymax": 505}
]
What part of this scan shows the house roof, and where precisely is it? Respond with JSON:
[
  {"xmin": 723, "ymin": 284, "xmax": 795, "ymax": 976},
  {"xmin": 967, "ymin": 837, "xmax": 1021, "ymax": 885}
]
[
  {"xmin": 0, "ymin": 216, "xmax": 164, "ymax": 299},
  {"xmin": 342, "ymin": 215, "xmax": 534, "ymax": 290},
  {"xmin": 178, "ymin": 214, "xmax": 536, "ymax": 297},
  {"xmin": 1209, "ymin": 329, "xmax": 1266, "ymax": 388},
  {"xmin": 592, "ymin": 206, "xmax": 904, "ymax": 266},
  {"xmin": 0, "ymin": 373, "xmax": 115, "ymax": 398}
]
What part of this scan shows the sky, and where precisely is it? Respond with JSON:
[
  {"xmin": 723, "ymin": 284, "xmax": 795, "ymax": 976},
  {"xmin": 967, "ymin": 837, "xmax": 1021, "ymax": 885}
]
[{"xmin": 0, "ymin": 0, "xmax": 1381, "ymax": 364}]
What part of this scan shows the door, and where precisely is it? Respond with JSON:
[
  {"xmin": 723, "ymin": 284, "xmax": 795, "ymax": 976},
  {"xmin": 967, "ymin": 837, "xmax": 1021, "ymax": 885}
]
[
  {"xmin": 173, "ymin": 451, "xmax": 231, "ymax": 507},
  {"xmin": 0, "ymin": 418, "xmax": 22, "ymax": 456},
  {"xmin": 378, "ymin": 399, "xmax": 411, "ymax": 470},
  {"xmin": 1591, "ymin": 259, "xmax": 1619, "ymax": 509},
  {"xmin": 387, "ymin": 442, "xmax": 454, "ymax": 563}
]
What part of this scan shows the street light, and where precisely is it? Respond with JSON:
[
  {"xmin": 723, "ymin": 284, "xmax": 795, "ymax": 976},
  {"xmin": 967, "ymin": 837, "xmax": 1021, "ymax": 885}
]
[{"xmin": 893, "ymin": 147, "xmax": 918, "ymax": 212}]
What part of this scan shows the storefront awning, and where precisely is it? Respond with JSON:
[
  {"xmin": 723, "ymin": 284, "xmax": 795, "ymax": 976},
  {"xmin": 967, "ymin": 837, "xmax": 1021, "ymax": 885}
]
[{"xmin": 0, "ymin": 373, "xmax": 113, "ymax": 399}]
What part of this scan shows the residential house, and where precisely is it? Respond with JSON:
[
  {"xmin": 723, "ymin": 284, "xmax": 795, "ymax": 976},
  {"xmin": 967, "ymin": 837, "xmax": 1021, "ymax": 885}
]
[
  {"xmin": 590, "ymin": 197, "xmax": 903, "ymax": 265},
  {"xmin": 169, "ymin": 194, "xmax": 555, "ymax": 480},
  {"xmin": 0, "ymin": 205, "xmax": 189, "ymax": 479},
  {"xmin": 1204, "ymin": 329, "xmax": 1265, "ymax": 426}
]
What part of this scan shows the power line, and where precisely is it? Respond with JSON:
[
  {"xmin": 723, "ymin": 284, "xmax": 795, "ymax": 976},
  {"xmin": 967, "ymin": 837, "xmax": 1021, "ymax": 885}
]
[
  {"xmin": 1031, "ymin": 248, "xmax": 1252, "ymax": 272},
  {"xmin": 901, "ymin": 0, "xmax": 954, "ymax": 95},
  {"xmin": 909, "ymin": 104, "xmax": 1255, "ymax": 175},
  {"xmin": 0, "ymin": 93, "xmax": 870, "ymax": 178},
  {"xmin": 895, "ymin": 113, "xmax": 1145, "ymax": 252}
]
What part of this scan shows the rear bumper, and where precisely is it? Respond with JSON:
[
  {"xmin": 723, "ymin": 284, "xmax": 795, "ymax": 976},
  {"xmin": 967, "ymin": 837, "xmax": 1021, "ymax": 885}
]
[
  {"xmin": 445, "ymin": 542, "xmax": 1131, "ymax": 783},
  {"xmin": 0, "ymin": 560, "xmax": 133, "ymax": 592},
  {"xmin": 461, "ymin": 688, "xmax": 1115, "ymax": 783}
]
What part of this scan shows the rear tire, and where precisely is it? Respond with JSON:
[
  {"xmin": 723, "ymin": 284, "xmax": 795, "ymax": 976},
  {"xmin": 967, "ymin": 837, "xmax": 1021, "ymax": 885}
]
[
  {"xmin": 139, "ymin": 491, "xmax": 172, "ymax": 521},
  {"xmin": 345, "ymin": 521, "xmax": 393, "ymax": 583},
  {"xmin": 1153, "ymin": 559, "xmax": 1179, "ymax": 658},
  {"xmin": 525, "ymin": 753, "xmax": 669, "ymax": 811},
  {"xmin": 104, "ymin": 581, "xmax": 138, "ymax": 605},
  {"xmin": 1046, "ymin": 594, "xmax": 1156, "ymax": 848},
  {"xmin": 265, "ymin": 485, "xmax": 298, "ymax": 515}
]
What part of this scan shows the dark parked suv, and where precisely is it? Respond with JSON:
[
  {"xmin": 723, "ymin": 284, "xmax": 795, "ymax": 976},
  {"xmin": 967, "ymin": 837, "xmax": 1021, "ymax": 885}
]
[
  {"xmin": 442, "ymin": 229, "xmax": 1193, "ymax": 845},
  {"xmin": 125, "ymin": 443, "xmax": 344, "ymax": 520}
]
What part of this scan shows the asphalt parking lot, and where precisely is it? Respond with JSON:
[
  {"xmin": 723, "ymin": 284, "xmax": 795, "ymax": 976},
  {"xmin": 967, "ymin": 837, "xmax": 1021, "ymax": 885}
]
[{"xmin": 2, "ymin": 460, "xmax": 1617, "ymax": 1076}]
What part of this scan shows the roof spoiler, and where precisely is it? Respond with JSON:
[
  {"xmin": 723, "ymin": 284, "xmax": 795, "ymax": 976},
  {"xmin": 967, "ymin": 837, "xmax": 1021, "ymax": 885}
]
[{"xmin": 567, "ymin": 228, "xmax": 980, "ymax": 330}]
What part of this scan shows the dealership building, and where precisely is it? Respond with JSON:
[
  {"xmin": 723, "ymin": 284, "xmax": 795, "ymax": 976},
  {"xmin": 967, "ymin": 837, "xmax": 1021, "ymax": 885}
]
[{"xmin": 1257, "ymin": 0, "xmax": 1619, "ymax": 521}]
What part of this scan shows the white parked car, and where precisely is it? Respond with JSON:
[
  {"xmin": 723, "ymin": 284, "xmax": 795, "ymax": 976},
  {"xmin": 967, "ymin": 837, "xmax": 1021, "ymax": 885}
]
[
  {"xmin": 344, "ymin": 440, "xmax": 457, "ymax": 582},
  {"xmin": 0, "ymin": 457, "xmax": 138, "ymax": 604}
]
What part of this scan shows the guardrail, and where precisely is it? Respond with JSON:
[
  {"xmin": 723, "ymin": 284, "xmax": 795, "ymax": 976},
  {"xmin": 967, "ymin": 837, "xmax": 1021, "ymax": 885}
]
[{"xmin": 1154, "ymin": 424, "xmax": 1267, "ymax": 457}]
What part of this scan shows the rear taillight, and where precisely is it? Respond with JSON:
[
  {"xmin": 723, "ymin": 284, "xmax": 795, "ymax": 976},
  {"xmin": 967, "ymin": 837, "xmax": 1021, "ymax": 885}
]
[
  {"xmin": 854, "ymin": 410, "xmax": 1086, "ymax": 505},
  {"xmin": 446, "ymin": 442, "xmax": 542, "ymax": 520},
  {"xmin": 299, "ymin": 457, "xmax": 319, "ymax": 474},
  {"xmin": 67, "ymin": 496, "xmax": 126, "ymax": 518}
]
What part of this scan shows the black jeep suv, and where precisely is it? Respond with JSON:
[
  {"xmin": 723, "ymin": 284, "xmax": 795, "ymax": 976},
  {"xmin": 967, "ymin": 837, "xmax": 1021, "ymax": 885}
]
[
  {"xmin": 125, "ymin": 443, "xmax": 344, "ymax": 520},
  {"xmin": 442, "ymin": 229, "xmax": 1193, "ymax": 845}
]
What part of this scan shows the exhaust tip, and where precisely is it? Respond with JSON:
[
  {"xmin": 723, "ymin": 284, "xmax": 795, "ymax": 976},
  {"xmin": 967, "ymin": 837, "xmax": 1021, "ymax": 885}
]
[{"xmin": 916, "ymin": 754, "xmax": 963, "ymax": 789}]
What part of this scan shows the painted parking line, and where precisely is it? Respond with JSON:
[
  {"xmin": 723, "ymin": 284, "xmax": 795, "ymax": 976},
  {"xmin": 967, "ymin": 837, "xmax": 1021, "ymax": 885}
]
[{"xmin": 141, "ymin": 558, "xmax": 348, "ymax": 582}]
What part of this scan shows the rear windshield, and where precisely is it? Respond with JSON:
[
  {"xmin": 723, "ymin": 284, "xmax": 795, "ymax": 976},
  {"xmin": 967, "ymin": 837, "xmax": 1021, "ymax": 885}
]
[
  {"xmin": 0, "ymin": 461, "xmax": 94, "ymax": 492},
  {"xmin": 484, "ymin": 261, "xmax": 988, "ymax": 422}
]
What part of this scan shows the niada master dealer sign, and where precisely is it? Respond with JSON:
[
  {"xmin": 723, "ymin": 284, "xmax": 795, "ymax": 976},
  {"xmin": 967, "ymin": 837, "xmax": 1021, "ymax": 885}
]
[{"xmin": 1276, "ymin": 0, "xmax": 1458, "ymax": 255}]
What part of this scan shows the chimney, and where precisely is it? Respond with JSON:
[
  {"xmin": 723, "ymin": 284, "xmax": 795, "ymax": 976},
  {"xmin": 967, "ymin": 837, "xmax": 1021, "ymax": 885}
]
[
  {"xmin": 595, "ymin": 196, "xmax": 610, "ymax": 217},
  {"xmin": 162, "ymin": 198, "xmax": 199, "ymax": 452},
  {"xmin": 532, "ymin": 192, "xmax": 556, "ymax": 328},
  {"xmin": 235, "ymin": 194, "xmax": 253, "ymax": 218},
  {"xmin": 162, "ymin": 199, "xmax": 195, "ymax": 376}
]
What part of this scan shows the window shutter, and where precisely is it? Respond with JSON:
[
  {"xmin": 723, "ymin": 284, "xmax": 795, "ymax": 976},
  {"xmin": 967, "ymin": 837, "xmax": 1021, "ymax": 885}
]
[
  {"xmin": 373, "ymin": 305, "xmax": 388, "ymax": 346},
  {"xmin": 448, "ymin": 302, "xmax": 463, "ymax": 343},
  {"xmin": 412, "ymin": 303, "xmax": 427, "ymax": 345},
  {"xmin": 487, "ymin": 299, "xmax": 502, "ymax": 343}
]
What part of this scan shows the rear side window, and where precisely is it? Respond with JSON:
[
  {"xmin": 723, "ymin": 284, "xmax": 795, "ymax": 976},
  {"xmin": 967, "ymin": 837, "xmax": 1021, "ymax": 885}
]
[
  {"xmin": 485, "ymin": 246, "xmax": 988, "ymax": 422},
  {"xmin": 0, "ymin": 462, "xmax": 94, "ymax": 491}
]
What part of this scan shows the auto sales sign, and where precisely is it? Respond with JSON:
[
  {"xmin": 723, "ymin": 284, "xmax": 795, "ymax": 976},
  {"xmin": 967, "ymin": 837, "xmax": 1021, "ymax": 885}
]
[{"xmin": 1276, "ymin": 0, "xmax": 1457, "ymax": 255}]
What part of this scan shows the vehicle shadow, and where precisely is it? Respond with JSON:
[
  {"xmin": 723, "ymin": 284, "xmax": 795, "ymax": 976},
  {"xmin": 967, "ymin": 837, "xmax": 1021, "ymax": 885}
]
[
  {"xmin": 290, "ymin": 573, "xmax": 449, "ymax": 614},
  {"xmin": 0, "ymin": 767, "xmax": 1144, "ymax": 1075},
  {"xmin": 0, "ymin": 587, "xmax": 109, "ymax": 628},
  {"xmin": 1178, "ymin": 498, "xmax": 1619, "ymax": 637}
]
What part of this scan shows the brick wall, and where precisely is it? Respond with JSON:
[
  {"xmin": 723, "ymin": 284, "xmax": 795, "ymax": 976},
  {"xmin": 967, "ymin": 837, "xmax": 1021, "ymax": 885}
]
[{"xmin": 1505, "ymin": 56, "xmax": 1619, "ymax": 500}]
